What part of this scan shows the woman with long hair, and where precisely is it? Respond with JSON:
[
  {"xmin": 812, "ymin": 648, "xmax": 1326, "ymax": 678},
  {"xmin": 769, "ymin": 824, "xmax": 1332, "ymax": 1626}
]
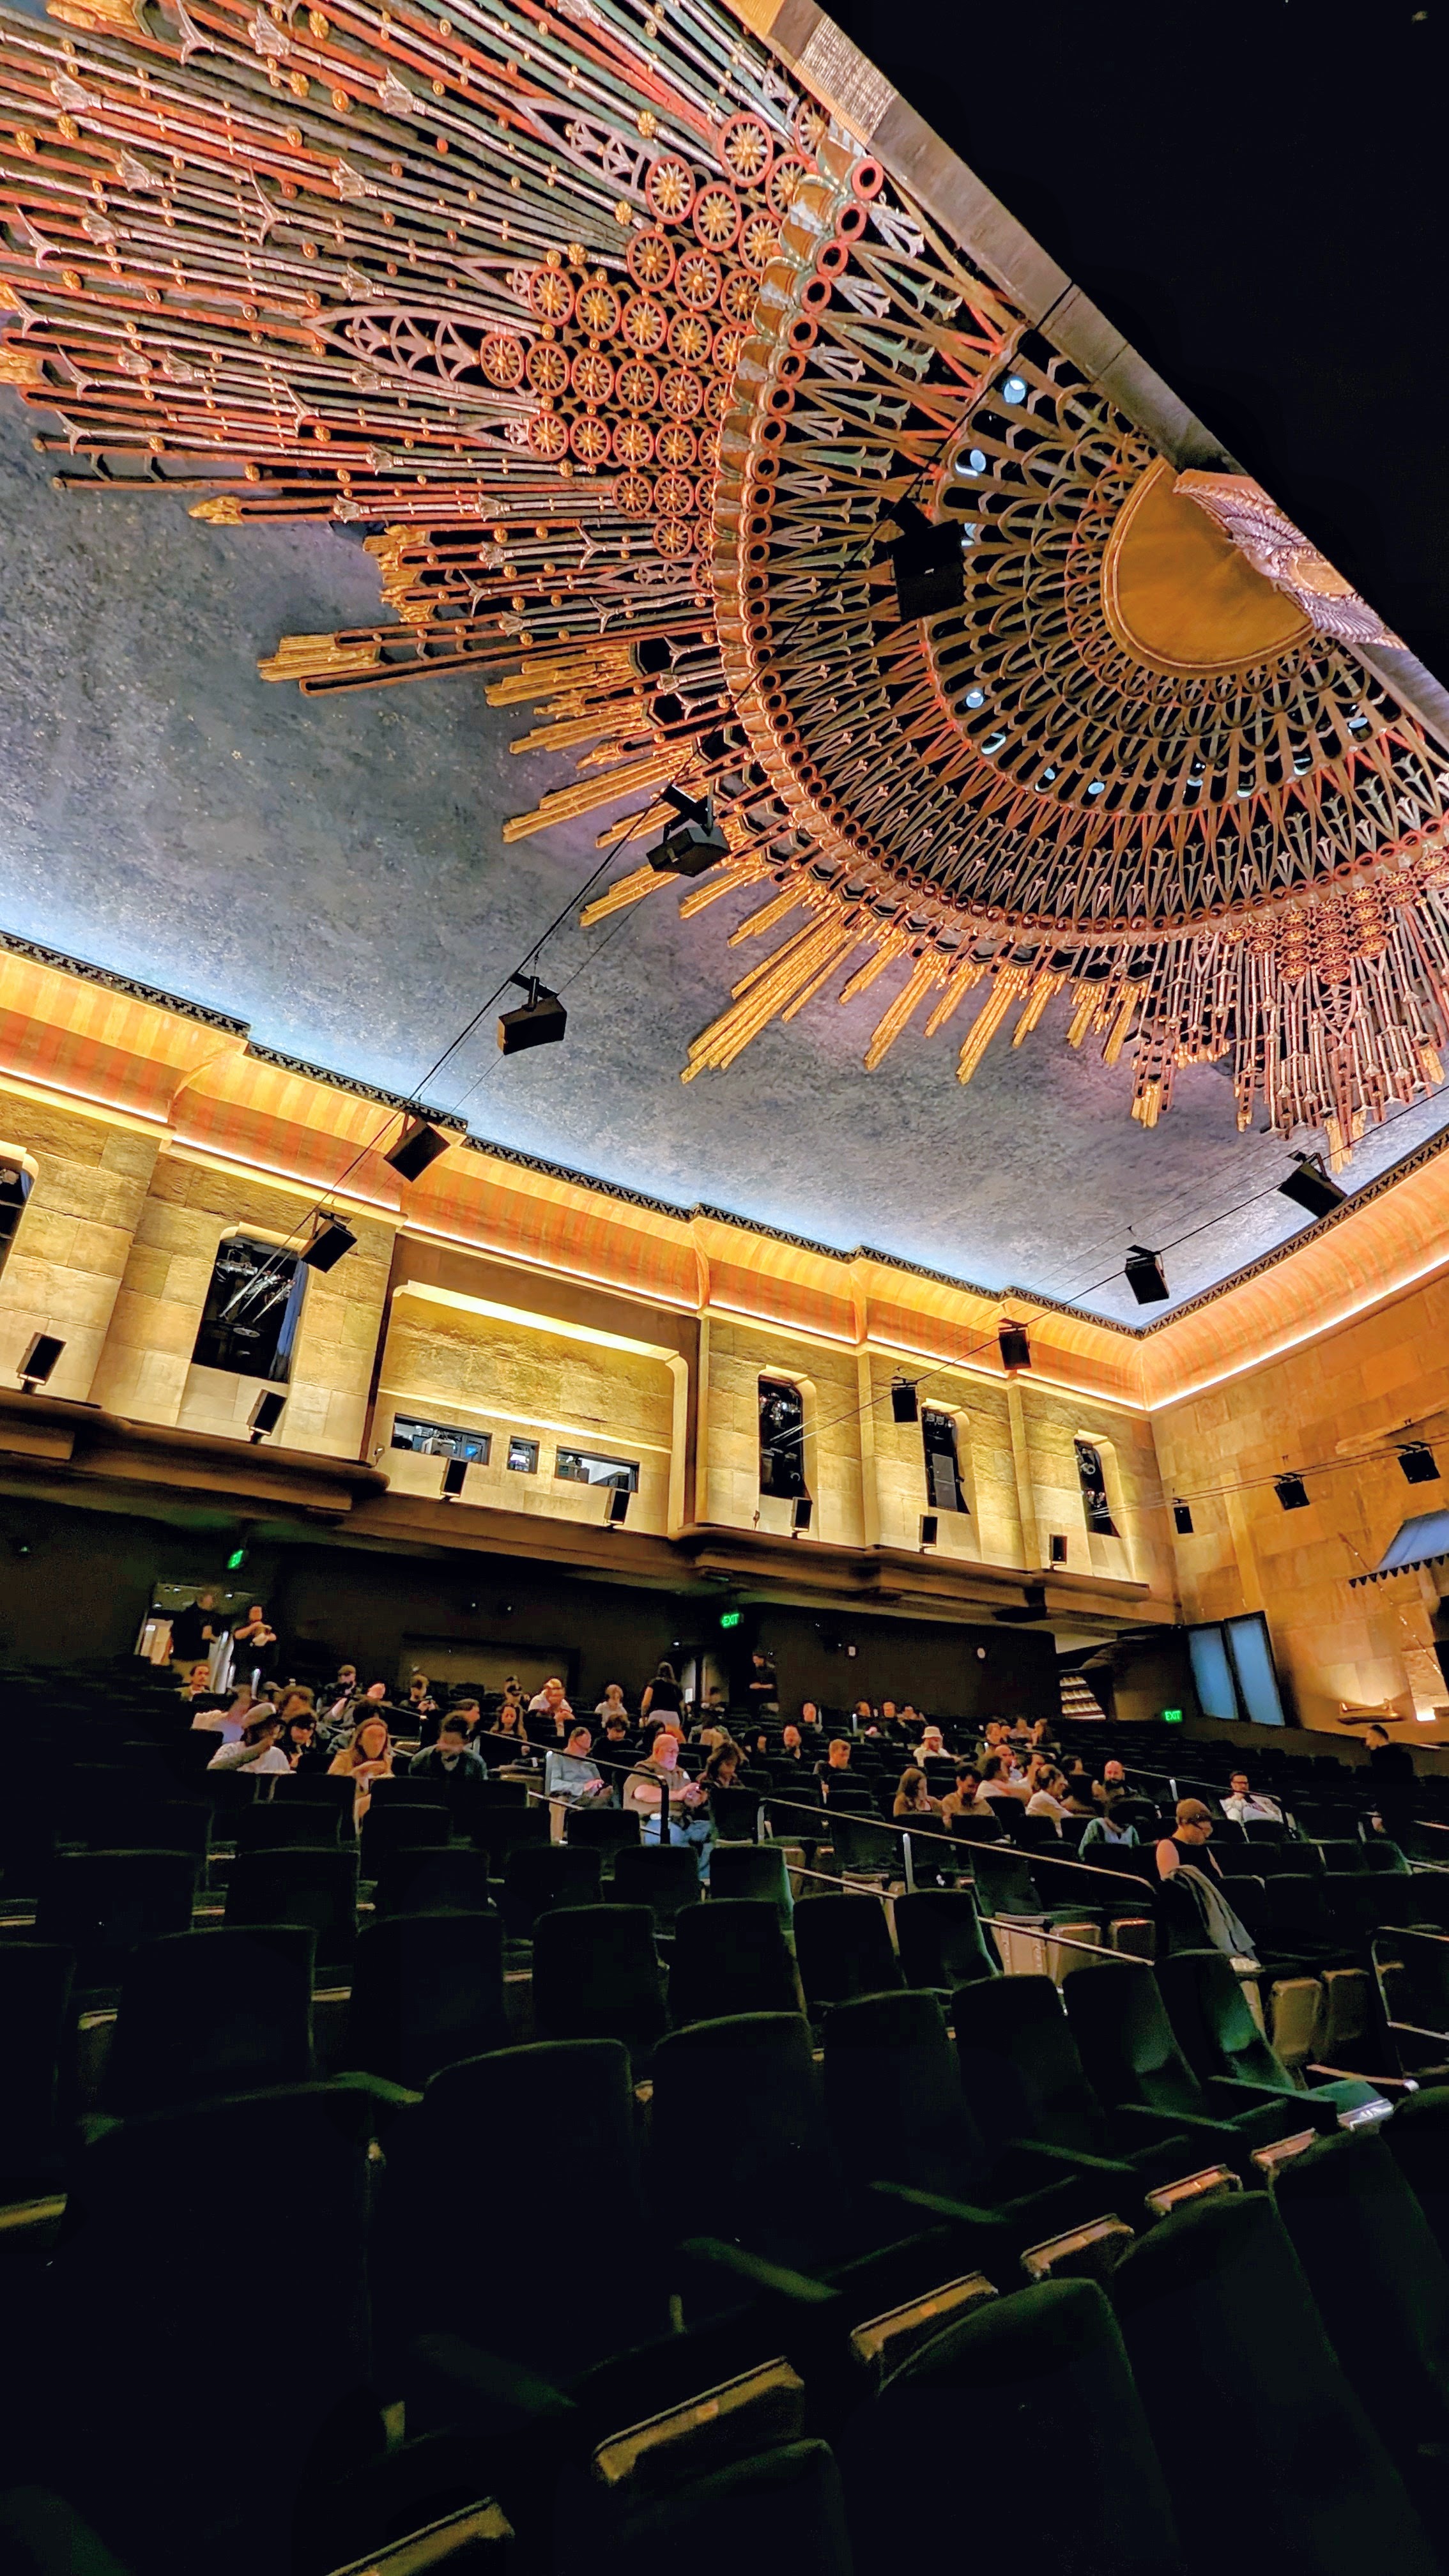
[
  {"xmin": 893, "ymin": 1765, "xmax": 942, "ymax": 1819},
  {"xmin": 328, "ymin": 1713, "xmax": 394, "ymax": 1821},
  {"xmin": 640, "ymin": 1659, "xmax": 684, "ymax": 1721}
]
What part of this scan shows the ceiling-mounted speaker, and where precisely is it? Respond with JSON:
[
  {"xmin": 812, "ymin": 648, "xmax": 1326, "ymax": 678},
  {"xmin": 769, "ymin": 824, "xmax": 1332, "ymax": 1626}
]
[
  {"xmin": 998, "ymin": 1320, "xmax": 1031, "ymax": 1372},
  {"xmin": 887, "ymin": 497, "xmax": 966, "ymax": 622},
  {"xmin": 498, "ymin": 978, "xmax": 567, "ymax": 1055},
  {"xmin": 1125, "ymin": 1244, "xmax": 1169, "ymax": 1305},
  {"xmin": 1399, "ymin": 1443, "xmax": 1439, "ymax": 1485},
  {"xmin": 247, "ymin": 1389, "xmax": 286, "ymax": 1443},
  {"xmin": 1278, "ymin": 1153, "xmax": 1347, "ymax": 1220},
  {"xmin": 301, "ymin": 1215, "xmax": 356, "ymax": 1272},
  {"xmin": 649, "ymin": 784, "xmax": 730, "ymax": 877},
  {"xmin": 1275, "ymin": 1473, "xmax": 1310, "ymax": 1512},
  {"xmin": 385, "ymin": 1117, "xmax": 450, "ymax": 1183},
  {"xmin": 1173, "ymin": 1500, "xmax": 1195, "ymax": 1535}
]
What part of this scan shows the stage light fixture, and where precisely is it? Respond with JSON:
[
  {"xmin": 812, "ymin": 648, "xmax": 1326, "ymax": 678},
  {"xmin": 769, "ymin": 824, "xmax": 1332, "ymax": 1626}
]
[
  {"xmin": 385, "ymin": 1116, "xmax": 451, "ymax": 1183},
  {"xmin": 887, "ymin": 496, "xmax": 966, "ymax": 622},
  {"xmin": 247, "ymin": 1389, "xmax": 286, "ymax": 1444},
  {"xmin": 1173, "ymin": 1500, "xmax": 1195, "ymax": 1535},
  {"xmin": 498, "ymin": 975, "xmax": 567, "ymax": 1055},
  {"xmin": 17, "ymin": 1331, "xmax": 63, "ymax": 1392},
  {"xmin": 919, "ymin": 1512, "xmax": 939, "ymax": 1551},
  {"xmin": 1399, "ymin": 1443, "xmax": 1440, "ymax": 1485},
  {"xmin": 1125, "ymin": 1244, "xmax": 1170, "ymax": 1305},
  {"xmin": 605, "ymin": 1486, "xmax": 631, "ymax": 1527},
  {"xmin": 301, "ymin": 1214, "xmax": 356, "ymax": 1272},
  {"xmin": 791, "ymin": 1496, "xmax": 813, "ymax": 1536},
  {"xmin": 648, "ymin": 783, "xmax": 730, "ymax": 878},
  {"xmin": 441, "ymin": 1456, "xmax": 468, "ymax": 1500},
  {"xmin": 891, "ymin": 1376, "xmax": 919, "ymax": 1423},
  {"xmin": 1278, "ymin": 1153, "xmax": 1347, "ymax": 1220},
  {"xmin": 998, "ymin": 1319, "xmax": 1031, "ymax": 1372},
  {"xmin": 1275, "ymin": 1473, "xmax": 1310, "ymax": 1511}
]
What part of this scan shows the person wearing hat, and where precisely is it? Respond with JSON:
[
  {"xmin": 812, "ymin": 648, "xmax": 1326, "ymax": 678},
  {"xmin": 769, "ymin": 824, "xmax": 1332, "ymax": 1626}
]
[{"xmin": 1155, "ymin": 1798, "xmax": 1222, "ymax": 1881}]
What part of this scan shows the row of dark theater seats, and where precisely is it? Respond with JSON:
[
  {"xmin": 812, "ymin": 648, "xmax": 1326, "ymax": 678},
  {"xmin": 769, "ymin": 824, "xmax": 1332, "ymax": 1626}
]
[{"xmin": 4, "ymin": 1660, "xmax": 1449, "ymax": 2573}]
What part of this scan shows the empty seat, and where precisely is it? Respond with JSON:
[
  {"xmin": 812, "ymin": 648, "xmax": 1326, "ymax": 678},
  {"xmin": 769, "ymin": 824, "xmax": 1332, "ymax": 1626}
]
[
  {"xmin": 223, "ymin": 1844, "xmax": 358, "ymax": 1977},
  {"xmin": 893, "ymin": 1888, "xmax": 999, "ymax": 1990},
  {"xmin": 706, "ymin": 1784, "xmax": 763, "ymax": 1843},
  {"xmin": 792, "ymin": 1894, "xmax": 901, "ymax": 2014},
  {"xmin": 1273, "ymin": 2128, "xmax": 1449, "ymax": 2504},
  {"xmin": 1064, "ymin": 1963, "xmax": 1310, "ymax": 2163},
  {"xmin": 0, "ymin": 1943, "xmax": 74, "ymax": 2194},
  {"xmin": 35, "ymin": 1850, "xmax": 199, "ymax": 1991},
  {"xmin": 707, "ymin": 1843, "xmax": 792, "ymax": 1917},
  {"xmin": 841, "ymin": 2276, "xmax": 1180, "ymax": 2576},
  {"xmin": 610, "ymin": 1841, "xmax": 702, "ymax": 1931},
  {"xmin": 1156, "ymin": 1948, "xmax": 1382, "ymax": 2127},
  {"xmin": 530, "ymin": 1905, "xmax": 666, "ymax": 2060},
  {"xmin": 563, "ymin": 2432, "xmax": 852, "ymax": 2576},
  {"xmin": 360, "ymin": 1799, "xmax": 449, "ymax": 1878},
  {"xmin": 371, "ymin": 1844, "xmax": 495, "ymax": 1919},
  {"xmin": 343, "ymin": 1910, "xmax": 507, "ymax": 2089},
  {"xmin": 563, "ymin": 1804, "xmax": 641, "ymax": 1865},
  {"xmin": 1112, "ymin": 2191, "xmax": 1441, "ymax": 2576},
  {"xmin": 667, "ymin": 1900, "xmax": 804, "ymax": 2026},
  {"xmin": 104, "ymin": 1925, "xmax": 316, "ymax": 2113},
  {"xmin": 234, "ymin": 1799, "xmax": 344, "ymax": 1853},
  {"xmin": 471, "ymin": 1802, "xmax": 548, "ymax": 1866},
  {"xmin": 382, "ymin": 2039, "xmax": 670, "ymax": 2394},
  {"xmin": 499, "ymin": 1845, "xmax": 602, "ymax": 1942}
]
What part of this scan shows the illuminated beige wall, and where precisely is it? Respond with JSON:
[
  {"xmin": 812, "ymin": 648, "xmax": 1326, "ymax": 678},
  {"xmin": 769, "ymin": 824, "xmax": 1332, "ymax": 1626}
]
[
  {"xmin": 0, "ymin": 1093, "xmax": 159, "ymax": 1404},
  {"xmin": 1157, "ymin": 1267, "xmax": 1449, "ymax": 1738},
  {"xmin": 89, "ymin": 1149, "xmax": 392, "ymax": 1459},
  {"xmin": 700, "ymin": 1316, "xmax": 864, "ymax": 1545},
  {"xmin": 861, "ymin": 1356, "xmax": 1014, "ymax": 1564},
  {"xmin": 374, "ymin": 1281, "xmax": 684, "ymax": 1535}
]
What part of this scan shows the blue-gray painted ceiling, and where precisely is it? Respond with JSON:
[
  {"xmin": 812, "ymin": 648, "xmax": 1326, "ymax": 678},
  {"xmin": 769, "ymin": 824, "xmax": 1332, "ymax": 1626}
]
[{"xmin": 1, "ymin": 402, "xmax": 1444, "ymax": 1324}]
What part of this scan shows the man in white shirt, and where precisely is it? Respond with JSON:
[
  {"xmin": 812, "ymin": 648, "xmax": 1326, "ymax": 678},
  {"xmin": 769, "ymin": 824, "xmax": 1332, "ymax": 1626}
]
[
  {"xmin": 1220, "ymin": 1770, "xmax": 1284, "ymax": 1825},
  {"xmin": 527, "ymin": 1676, "xmax": 573, "ymax": 1726},
  {"xmin": 206, "ymin": 1710, "xmax": 288, "ymax": 1774}
]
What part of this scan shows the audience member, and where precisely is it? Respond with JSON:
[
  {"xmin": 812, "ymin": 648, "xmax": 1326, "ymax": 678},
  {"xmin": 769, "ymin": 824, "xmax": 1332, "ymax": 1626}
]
[
  {"xmin": 1156, "ymin": 1798, "xmax": 1222, "ymax": 1880},
  {"xmin": 850, "ymin": 1699, "xmax": 877, "ymax": 1732},
  {"xmin": 917, "ymin": 1721, "xmax": 948, "ymax": 1763},
  {"xmin": 942, "ymin": 1764, "xmax": 987, "ymax": 1824},
  {"xmin": 1025, "ymin": 1765, "xmax": 1070, "ymax": 1825},
  {"xmin": 411, "ymin": 1714, "xmax": 488, "ymax": 1787},
  {"xmin": 893, "ymin": 1765, "xmax": 941, "ymax": 1819},
  {"xmin": 207, "ymin": 1708, "xmax": 288, "ymax": 1774},
  {"xmin": 328, "ymin": 1714, "xmax": 394, "ymax": 1822},
  {"xmin": 776, "ymin": 1722, "xmax": 804, "ymax": 1762},
  {"xmin": 1365, "ymin": 1721, "xmax": 1414, "ymax": 1780},
  {"xmin": 1220, "ymin": 1768, "xmax": 1284, "ymax": 1824},
  {"xmin": 595, "ymin": 1712, "xmax": 635, "ymax": 1781},
  {"xmin": 797, "ymin": 1701, "xmax": 824, "ymax": 1745},
  {"xmin": 544, "ymin": 1722, "xmax": 611, "ymax": 1805},
  {"xmin": 404, "ymin": 1673, "xmax": 440, "ymax": 1731},
  {"xmin": 818, "ymin": 1738, "xmax": 857, "ymax": 1800},
  {"xmin": 231, "ymin": 1603, "xmax": 279, "ymax": 1689},
  {"xmin": 977, "ymin": 1752, "xmax": 1025, "ymax": 1808},
  {"xmin": 624, "ymin": 1728, "xmax": 709, "ymax": 1856},
  {"xmin": 640, "ymin": 1660, "xmax": 684, "ymax": 1722},
  {"xmin": 169, "ymin": 1591, "xmax": 221, "ymax": 1675},
  {"xmin": 190, "ymin": 1684, "xmax": 254, "ymax": 1740},
  {"xmin": 180, "ymin": 1661, "xmax": 217, "ymax": 1705},
  {"xmin": 284, "ymin": 1711, "xmax": 330, "ymax": 1774},
  {"xmin": 1029, "ymin": 1713, "xmax": 1062, "ymax": 1752},
  {"xmin": 1080, "ymin": 1795, "xmax": 1140, "ymax": 1850},
  {"xmin": 745, "ymin": 1650, "xmax": 778, "ymax": 1713},
  {"xmin": 594, "ymin": 1682, "xmax": 631, "ymax": 1724},
  {"xmin": 526, "ymin": 1676, "xmax": 573, "ymax": 1740}
]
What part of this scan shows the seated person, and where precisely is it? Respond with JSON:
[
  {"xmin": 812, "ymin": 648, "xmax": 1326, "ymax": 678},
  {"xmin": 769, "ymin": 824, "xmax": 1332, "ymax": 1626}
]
[
  {"xmin": 411, "ymin": 1713, "xmax": 489, "ymax": 1786},
  {"xmin": 404, "ymin": 1672, "xmax": 440, "ymax": 1732},
  {"xmin": 526, "ymin": 1676, "xmax": 574, "ymax": 1742},
  {"xmin": 482, "ymin": 1702, "xmax": 530, "ymax": 1765},
  {"xmin": 191, "ymin": 1685, "xmax": 254, "ymax": 1740},
  {"xmin": 544, "ymin": 1722, "xmax": 611, "ymax": 1805},
  {"xmin": 1079, "ymin": 1793, "xmax": 1140, "ymax": 1850},
  {"xmin": 893, "ymin": 1764, "xmax": 942, "ymax": 1819},
  {"xmin": 816, "ymin": 1738, "xmax": 856, "ymax": 1798},
  {"xmin": 328, "ymin": 1714, "xmax": 394, "ymax": 1823},
  {"xmin": 977, "ymin": 1752, "xmax": 1027, "ymax": 1807},
  {"xmin": 1220, "ymin": 1768, "xmax": 1284, "ymax": 1824},
  {"xmin": 1156, "ymin": 1798, "xmax": 1222, "ymax": 1880},
  {"xmin": 623, "ymin": 1730, "xmax": 707, "ymax": 1844},
  {"xmin": 942, "ymin": 1763, "xmax": 988, "ymax": 1824},
  {"xmin": 208, "ymin": 1708, "xmax": 289, "ymax": 1774},
  {"xmin": 283, "ymin": 1711, "xmax": 330, "ymax": 1774},
  {"xmin": 776, "ymin": 1721, "xmax": 806, "ymax": 1763},
  {"xmin": 594, "ymin": 1710, "xmax": 636, "ymax": 1786},
  {"xmin": 1029, "ymin": 1714, "xmax": 1062, "ymax": 1753},
  {"xmin": 1024, "ymin": 1764, "xmax": 1070, "ymax": 1825},
  {"xmin": 594, "ymin": 1682, "xmax": 631, "ymax": 1727},
  {"xmin": 916, "ymin": 1721, "xmax": 950, "ymax": 1765}
]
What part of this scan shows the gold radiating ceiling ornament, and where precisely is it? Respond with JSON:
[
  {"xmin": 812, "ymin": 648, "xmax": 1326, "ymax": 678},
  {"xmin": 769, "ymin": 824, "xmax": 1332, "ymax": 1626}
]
[{"xmin": 0, "ymin": 0, "xmax": 1446, "ymax": 1159}]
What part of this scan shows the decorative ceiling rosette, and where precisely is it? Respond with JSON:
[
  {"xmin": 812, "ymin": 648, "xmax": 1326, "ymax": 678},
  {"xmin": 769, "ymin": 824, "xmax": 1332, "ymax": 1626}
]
[{"xmin": 0, "ymin": 0, "xmax": 1446, "ymax": 1160}]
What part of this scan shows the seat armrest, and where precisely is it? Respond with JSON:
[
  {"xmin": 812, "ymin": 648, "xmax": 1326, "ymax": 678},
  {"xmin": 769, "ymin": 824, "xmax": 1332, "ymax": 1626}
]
[
  {"xmin": 1112, "ymin": 2101, "xmax": 1254, "ymax": 2148},
  {"xmin": 675, "ymin": 2235, "xmax": 839, "ymax": 2312},
  {"xmin": 1204, "ymin": 2075, "xmax": 1339, "ymax": 2135},
  {"xmin": 1002, "ymin": 2136, "xmax": 1142, "ymax": 2182},
  {"xmin": 1386, "ymin": 2020, "xmax": 1449, "ymax": 2046},
  {"xmin": 404, "ymin": 2332, "xmax": 576, "ymax": 2440},
  {"xmin": 1308, "ymin": 2062, "xmax": 1422, "ymax": 2096}
]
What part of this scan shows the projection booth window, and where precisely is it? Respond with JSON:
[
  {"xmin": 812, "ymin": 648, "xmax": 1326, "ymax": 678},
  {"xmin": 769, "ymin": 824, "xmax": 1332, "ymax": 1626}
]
[
  {"xmin": 759, "ymin": 1377, "xmax": 809, "ymax": 1500},
  {"xmin": 922, "ymin": 1407, "xmax": 967, "ymax": 1513},
  {"xmin": 192, "ymin": 1235, "xmax": 305, "ymax": 1383},
  {"xmin": 1075, "ymin": 1438, "xmax": 1118, "ymax": 1537}
]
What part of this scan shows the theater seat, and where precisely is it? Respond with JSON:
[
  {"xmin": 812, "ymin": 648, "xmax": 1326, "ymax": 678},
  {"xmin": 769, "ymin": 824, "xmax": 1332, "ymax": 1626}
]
[
  {"xmin": 224, "ymin": 1844, "xmax": 358, "ymax": 1979},
  {"xmin": 1112, "ymin": 2192, "xmax": 1441, "ymax": 2576},
  {"xmin": 499, "ymin": 1846, "xmax": 602, "ymax": 1942},
  {"xmin": 104, "ymin": 1924, "xmax": 316, "ymax": 2113},
  {"xmin": 892, "ymin": 1887, "xmax": 999, "ymax": 1991},
  {"xmin": 36, "ymin": 1850, "xmax": 199, "ymax": 1993},
  {"xmin": 841, "ymin": 2276, "xmax": 1180, "ymax": 2576},
  {"xmin": 1156, "ymin": 1949, "xmax": 1386, "ymax": 2129},
  {"xmin": 792, "ymin": 1894, "xmax": 901, "ymax": 2014},
  {"xmin": 610, "ymin": 1843, "xmax": 701, "ymax": 1931},
  {"xmin": 667, "ymin": 1901, "xmax": 804, "ymax": 2025},
  {"xmin": 371, "ymin": 1845, "xmax": 495, "ymax": 1919},
  {"xmin": 531, "ymin": 1905, "xmax": 666, "ymax": 2062},
  {"xmin": 706, "ymin": 1844, "xmax": 792, "ymax": 1917},
  {"xmin": 951, "ymin": 1974, "xmax": 1195, "ymax": 2193},
  {"xmin": 343, "ymin": 1911, "xmax": 507, "ymax": 2088},
  {"xmin": 0, "ymin": 1943, "xmax": 75, "ymax": 2196},
  {"xmin": 1064, "ymin": 1963, "xmax": 1313, "ymax": 2169},
  {"xmin": 562, "ymin": 2434, "xmax": 852, "ymax": 2576}
]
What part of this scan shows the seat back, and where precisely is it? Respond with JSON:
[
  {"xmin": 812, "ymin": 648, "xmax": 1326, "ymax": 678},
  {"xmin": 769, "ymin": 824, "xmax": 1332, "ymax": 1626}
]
[
  {"xmin": 953, "ymin": 1972, "xmax": 1112, "ymax": 2163},
  {"xmin": 500, "ymin": 1843, "xmax": 602, "ymax": 1940},
  {"xmin": 371, "ymin": 1844, "xmax": 495, "ymax": 1918},
  {"xmin": 708, "ymin": 1842, "xmax": 792, "ymax": 1917},
  {"xmin": 240, "ymin": 1774, "xmax": 353, "ymax": 1838},
  {"xmin": 792, "ymin": 1893, "xmax": 901, "ymax": 2014},
  {"xmin": 564, "ymin": 2435, "xmax": 851, "ymax": 2576},
  {"xmin": 841, "ymin": 2277, "xmax": 1179, "ymax": 2576},
  {"xmin": 967, "ymin": 1843, "xmax": 1045, "ymax": 1920},
  {"xmin": 707, "ymin": 1784, "xmax": 764, "ymax": 1843},
  {"xmin": 105, "ymin": 1924, "xmax": 316, "ymax": 2113},
  {"xmin": 667, "ymin": 1899, "xmax": 804, "ymax": 2026},
  {"xmin": 345, "ymin": 1909, "xmax": 507, "ymax": 2087},
  {"xmin": 828, "ymin": 1809, "xmax": 904, "ymax": 1879},
  {"xmin": 564, "ymin": 1805, "xmax": 642, "ymax": 1864},
  {"xmin": 1064, "ymin": 1963, "xmax": 1208, "ymax": 2120},
  {"xmin": 388, "ymin": 2039, "xmax": 663, "ymax": 2385},
  {"xmin": 234, "ymin": 1800, "xmax": 344, "ymax": 1852},
  {"xmin": 1273, "ymin": 2129, "xmax": 1449, "ymax": 2463},
  {"xmin": 532, "ymin": 1904, "xmax": 666, "ymax": 2053},
  {"xmin": 610, "ymin": 1841, "xmax": 702, "ymax": 1929},
  {"xmin": 1112, "ymin": 2191, "xmax": 1441, "ymax": 2576},
  {"xmin": 36, "ymin": 1849, "xmax": 200, "ymax": 1988},
  {"xmin": 893, "ymin": 1887, "xmax": 999, "ymax": 1989},
  {"xmin": 360, "ymin": 1799, "xmax": 449, "ymax": 1875},
  {"xmin": 822, "ymin": 1987, "xmax": 979, "ymax": 2197},
  {"xmin": 223, "ymin": 1844, "xmax": 358, "ymax": 1974},
  {"xmin": 1156, "ymin": 1948, "xmax": 1291, "ymax": 2091},
  {"xmin": 650, "ymin": 2012, "xmax": 841, "ymax": 2240},
  {"xmin": 0, "ymin": 1942, "xmax": 74, "ymax": 2182},
  {"xmin": 473, "ymin": 1802, "xmax": 549, "ymax": 1865}
]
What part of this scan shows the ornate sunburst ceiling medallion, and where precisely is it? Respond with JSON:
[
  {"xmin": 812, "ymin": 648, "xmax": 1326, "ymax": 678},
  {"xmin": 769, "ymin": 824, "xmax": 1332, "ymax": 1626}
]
[{"xmin": 0, "ymin": 0, "xmax": 1445, "ymax": 1159}]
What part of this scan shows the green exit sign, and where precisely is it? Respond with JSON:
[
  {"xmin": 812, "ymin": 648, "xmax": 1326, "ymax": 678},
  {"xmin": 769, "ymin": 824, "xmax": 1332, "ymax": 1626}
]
[
  {"xmin": 719, "ymin": 1609, "xmax": 742, "ymax": 1630},
  {"xmin": 1162, "ymin": 1707, "xmax": 1184, "ymax": 1725},
  {"xmin": 226, "ymin": 1546, "xmax": 249, "ymax": 1571}
]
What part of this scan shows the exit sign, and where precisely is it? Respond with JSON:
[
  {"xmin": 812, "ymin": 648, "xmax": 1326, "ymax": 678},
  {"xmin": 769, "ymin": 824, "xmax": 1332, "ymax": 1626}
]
[
  {"xmin": 1162, "ymin": 1707, "xmax": 1183, "ymax": 1725},
  {"xmin": 719, "ymin": 1609, "xmax": 742, "ymax": 1630}
]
